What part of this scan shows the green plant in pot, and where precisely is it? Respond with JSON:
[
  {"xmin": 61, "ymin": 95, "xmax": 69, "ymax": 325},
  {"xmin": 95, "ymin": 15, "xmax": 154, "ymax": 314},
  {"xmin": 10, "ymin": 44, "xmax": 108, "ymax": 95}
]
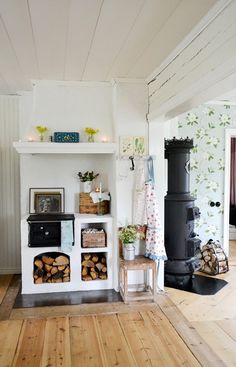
[
  {"xmin": 118, "ymin": 225, "xmax": 139, "ymax": 261},
  {"xmin": 77, "ymin": 171, "xmax": 99, "ymax": 193}
]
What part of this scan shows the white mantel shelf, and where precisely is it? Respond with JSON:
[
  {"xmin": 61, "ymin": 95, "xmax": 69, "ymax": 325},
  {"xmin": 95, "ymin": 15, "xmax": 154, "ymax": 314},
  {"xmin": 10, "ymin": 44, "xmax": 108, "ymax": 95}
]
[{"xmin": 13, "ymin": 141, "xmax": 116, "ymax": 154}]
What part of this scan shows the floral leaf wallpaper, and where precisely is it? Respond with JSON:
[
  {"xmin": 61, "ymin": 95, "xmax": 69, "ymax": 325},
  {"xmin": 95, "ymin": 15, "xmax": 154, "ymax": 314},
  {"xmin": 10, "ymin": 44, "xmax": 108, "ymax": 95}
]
[{"xmin": 177, "ymin": 104, "xmax": 236, "ymax": 246}]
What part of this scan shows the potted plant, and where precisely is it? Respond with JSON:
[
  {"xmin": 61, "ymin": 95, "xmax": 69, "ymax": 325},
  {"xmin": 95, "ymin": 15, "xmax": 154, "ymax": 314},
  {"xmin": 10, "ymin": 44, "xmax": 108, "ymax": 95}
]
[
  {"xmin": 77, "ymin": 171, "xmax": 99, "ymax": 193},
  {"xmin": 118, "ymin": 225, "xmax": 139, "ymax": 260}
]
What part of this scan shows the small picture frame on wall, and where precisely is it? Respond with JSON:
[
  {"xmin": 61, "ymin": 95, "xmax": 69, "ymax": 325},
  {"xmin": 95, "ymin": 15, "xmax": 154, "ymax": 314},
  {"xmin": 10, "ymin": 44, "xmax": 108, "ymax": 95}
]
[
  {"xmin": 119, "ymin": 136, "xmax": 146, "ymax": 156},
  {"xmin": 29, "ymin": 188, "xmax": 65, "ymax": 214}
]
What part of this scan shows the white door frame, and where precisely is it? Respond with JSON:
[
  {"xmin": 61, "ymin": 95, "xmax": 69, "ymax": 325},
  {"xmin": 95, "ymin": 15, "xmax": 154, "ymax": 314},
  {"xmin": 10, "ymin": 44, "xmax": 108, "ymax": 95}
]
[{"xmin": 223, "ymin": 128, "xmax": 236, "ymax": 255}]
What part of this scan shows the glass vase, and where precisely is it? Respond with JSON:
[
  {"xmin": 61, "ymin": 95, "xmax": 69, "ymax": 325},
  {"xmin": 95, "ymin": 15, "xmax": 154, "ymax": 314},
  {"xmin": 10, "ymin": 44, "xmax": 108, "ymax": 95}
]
[{"xmin": 87, "ymin": 134, "xmax": 95, "ymax": 143}]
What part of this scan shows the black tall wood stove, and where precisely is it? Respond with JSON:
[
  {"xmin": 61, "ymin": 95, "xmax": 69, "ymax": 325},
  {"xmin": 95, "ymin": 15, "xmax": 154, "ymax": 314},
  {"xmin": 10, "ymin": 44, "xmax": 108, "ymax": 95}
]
[{"xmin": 164, "ymin": 137, "xmax": 201, "ymax": 287}]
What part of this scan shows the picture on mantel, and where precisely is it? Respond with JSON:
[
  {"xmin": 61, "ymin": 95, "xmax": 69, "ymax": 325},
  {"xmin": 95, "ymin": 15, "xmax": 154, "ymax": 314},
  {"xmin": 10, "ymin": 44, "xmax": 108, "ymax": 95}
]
[{"xmin": 119, "ymin": 136, "xmax": 146, "ymax": 156}]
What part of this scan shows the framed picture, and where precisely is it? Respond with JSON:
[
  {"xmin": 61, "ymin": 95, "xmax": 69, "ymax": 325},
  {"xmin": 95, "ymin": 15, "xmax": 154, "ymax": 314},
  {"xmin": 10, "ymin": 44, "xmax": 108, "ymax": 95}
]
[
  {"xmin": 119, "ymin": 136, "xmax": 146, "ymax": 156},
  {"xmin": 29, "ymin": 188, "xmax": 65, "ymax": 214},
  {"xmin": 119, "ymin": 136, "xmax": 134, "ymax": 156}
]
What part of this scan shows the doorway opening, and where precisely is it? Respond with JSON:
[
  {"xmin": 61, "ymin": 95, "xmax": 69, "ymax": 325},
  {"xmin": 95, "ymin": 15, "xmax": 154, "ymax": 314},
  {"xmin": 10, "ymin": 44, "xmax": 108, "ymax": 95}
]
[{"xmin": 223, "ymin": 129, "xmax": 236, "ymax": 258}]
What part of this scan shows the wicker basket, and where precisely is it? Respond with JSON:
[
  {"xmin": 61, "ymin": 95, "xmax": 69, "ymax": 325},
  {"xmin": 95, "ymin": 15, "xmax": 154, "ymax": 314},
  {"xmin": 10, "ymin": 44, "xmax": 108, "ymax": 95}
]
[
  {"xmin": 82, "ymin": 229, "xmax": 106, "ymax": 248},
  {"xmin": 79, "ymin": 193, "xmax": 110, "ymax": 214}
]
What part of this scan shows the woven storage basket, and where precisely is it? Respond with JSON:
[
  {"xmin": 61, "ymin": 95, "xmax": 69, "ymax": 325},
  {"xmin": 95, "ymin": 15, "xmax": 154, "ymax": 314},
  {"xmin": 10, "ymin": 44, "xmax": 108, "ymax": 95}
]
[
  {"xmin": 82, "ymin": 229, "xmax": 106, "ymax": 248},
  {"xmin": 79, "ymin": 193, "xmax": 109, "ymax": 214}
]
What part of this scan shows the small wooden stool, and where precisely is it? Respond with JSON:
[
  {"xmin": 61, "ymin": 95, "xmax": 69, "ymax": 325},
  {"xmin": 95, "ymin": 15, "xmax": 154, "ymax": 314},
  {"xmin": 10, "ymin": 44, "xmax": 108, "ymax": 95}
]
[{"xmin": 119, "ymin": 255, "xmax": 157, "ymax": 303}]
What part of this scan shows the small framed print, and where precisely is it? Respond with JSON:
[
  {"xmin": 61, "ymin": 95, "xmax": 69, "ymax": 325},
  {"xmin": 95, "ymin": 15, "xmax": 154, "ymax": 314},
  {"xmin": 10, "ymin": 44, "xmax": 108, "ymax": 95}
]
[
  {"xmin": 29, "ymin": 188, "xmax": 65, "ymax": 214},
  {"xmin": 133, "ymin": 136, "xmax": 145, "ymax": 155},
  {"xmin": 119, "ymin": 136, "xmax": 146, "ymax": 156},
  {"xmin": 119, "ymin": 136, "xmax": 133, "ymax": 156}
]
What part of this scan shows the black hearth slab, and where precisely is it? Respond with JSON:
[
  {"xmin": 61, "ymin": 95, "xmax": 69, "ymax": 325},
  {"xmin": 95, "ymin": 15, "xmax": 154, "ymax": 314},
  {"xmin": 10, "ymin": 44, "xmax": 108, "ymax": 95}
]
[
  {"xmin": 14, "ymin": 289, "xmax": 122, "ymax": 308},
  {"xmin": 165, "ymin": 274, "xmax": 228, "ymax": 295}
]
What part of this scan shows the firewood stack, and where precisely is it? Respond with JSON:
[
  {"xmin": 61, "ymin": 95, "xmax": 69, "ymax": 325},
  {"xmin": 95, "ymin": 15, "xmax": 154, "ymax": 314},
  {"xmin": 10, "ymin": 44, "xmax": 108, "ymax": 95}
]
[
  {"xmin": 34, "ymin": 254, "xmax": 70, "ymax": 284},
  {"xmin": 200, "ymin": 240, "xmax": 229, "ymax": 275},
  {"xmin": 81, "ymin": 253, "xmax": 107, "ymax": 281}
]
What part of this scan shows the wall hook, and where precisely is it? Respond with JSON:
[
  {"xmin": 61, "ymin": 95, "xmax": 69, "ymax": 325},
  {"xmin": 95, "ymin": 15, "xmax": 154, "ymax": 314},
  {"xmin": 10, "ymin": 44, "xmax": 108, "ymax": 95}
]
[{"xmin": 129, "ymin": 156, "xmax": 135, "ymax": 171}]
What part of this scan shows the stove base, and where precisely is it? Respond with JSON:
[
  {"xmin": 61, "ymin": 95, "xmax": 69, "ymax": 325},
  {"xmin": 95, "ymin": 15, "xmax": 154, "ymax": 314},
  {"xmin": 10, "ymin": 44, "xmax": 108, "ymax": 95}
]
[{"xmin": 165, "ymin": 274, "xmax": 228, "ymax": 295}]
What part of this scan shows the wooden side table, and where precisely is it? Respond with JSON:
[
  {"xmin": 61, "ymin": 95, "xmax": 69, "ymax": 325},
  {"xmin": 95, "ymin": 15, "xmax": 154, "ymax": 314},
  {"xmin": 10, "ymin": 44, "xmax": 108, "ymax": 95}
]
[{"xmin": 119, "ymin": 255, "xmax": 157, "ymax": 303}]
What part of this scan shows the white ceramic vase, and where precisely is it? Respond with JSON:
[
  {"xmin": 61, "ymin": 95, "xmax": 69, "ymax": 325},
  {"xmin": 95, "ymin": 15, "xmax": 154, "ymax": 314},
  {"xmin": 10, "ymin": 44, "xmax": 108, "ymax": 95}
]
[{"xmin": 82, "ymin": 181, "xmax": 92, "ymax": 193}]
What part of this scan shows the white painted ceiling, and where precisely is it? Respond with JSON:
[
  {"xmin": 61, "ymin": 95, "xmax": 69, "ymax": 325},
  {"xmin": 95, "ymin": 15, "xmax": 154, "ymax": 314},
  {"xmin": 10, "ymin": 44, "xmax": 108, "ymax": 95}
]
[{"xmin": 0, "ymin": 0, "xmax": 217, "ymax": 95}]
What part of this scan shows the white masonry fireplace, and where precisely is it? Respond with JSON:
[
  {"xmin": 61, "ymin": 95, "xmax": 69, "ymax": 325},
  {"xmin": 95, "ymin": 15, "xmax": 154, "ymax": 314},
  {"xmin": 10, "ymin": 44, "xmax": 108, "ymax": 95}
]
[{"xmin": 14, "ymin": 142, "xmax": 118, "ymax": 294}]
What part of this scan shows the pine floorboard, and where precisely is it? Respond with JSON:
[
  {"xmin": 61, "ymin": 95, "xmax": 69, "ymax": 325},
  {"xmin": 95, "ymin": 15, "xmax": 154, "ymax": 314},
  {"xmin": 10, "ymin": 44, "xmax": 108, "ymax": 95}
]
[
  {"xmin": 166, "ymin": 240, "xmax": 236, "ymax": 366},
  {"xmin": 0, "ymin": 275, "xmax": 13, "ymax": 304},
  {"xmin": 0, "ymin": 310, "xmax": 205, "ymax": 367}
]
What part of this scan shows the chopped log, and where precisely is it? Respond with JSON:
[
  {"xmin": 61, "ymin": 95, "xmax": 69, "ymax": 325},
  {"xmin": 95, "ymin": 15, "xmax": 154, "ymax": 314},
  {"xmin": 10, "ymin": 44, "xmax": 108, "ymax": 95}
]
[
  {"xmin": 53, "ymin": 255, "xmax": 69, "ymax": 266},
  {"xmin": 63, "ymin": 276, "xmax": 70, "ymax": 282},
  {"xmin": 95, "ymin": 262, "xmax": 103, "ymax": 271},
  {"xmin": 90, "ymin": 271, "xmax": 98, "ymax": 280},
  {"xmin": 51, "ymin": 278, "xmax": 62, "ymax": 283},
  {"xmin": 51, "ymin": 267, "xmax": 58, "ymax": 275},
  {"xmin": 52, "ymin": 271, "xmax": 64, "ymax": 280},
  {"xmin": 58, "ymin": 265, "xmax": 66, "ymax": 271},
  {"xmin": 42, "ymin": 256, "xmax": 54, "ymax": 265},
  {"xmin": 101, "ymin": 257, "xmax": 106, "ymax": 264},
  {"xmin": 82, "ymin": 275, "xmax": 93, "ymax": 281},
  {"xmin": 63, "ymin": 266, "xmax": 70, "ymax": 275},
  {"xmin": 91, "ymin": 255, "xmax": 99, "ymax": 263},
  {"xmin": 101, "ymin": 266, "xmax": 107, "ymax": 273},
  {"xmin": 82, "ymin": 260, "xmax": 95, "ymax": 267},
  {"xmin": 99, "ymin": 272, "xmax": 107, "ymax": 280},
  {"xmin": 44, "ymin": 264, "xmax": 52, "ymax": 272},
  {"xmin": 35, "ymin": 277, "xmax": 43, "ymax": 284},
  {"xmin": 34, "ymin": 268, "xmax": 44, "ymax": 278},
  {"xmin": 82, "ymin": 267, "xmax": 88, "ymax": 276},
  {"xmin": 34, "ymin": 259, "xmax": 43, "ymax": 269},
  {"xmin": 83, "ymin": 254, "xmax": 91, "ymax": 260}
]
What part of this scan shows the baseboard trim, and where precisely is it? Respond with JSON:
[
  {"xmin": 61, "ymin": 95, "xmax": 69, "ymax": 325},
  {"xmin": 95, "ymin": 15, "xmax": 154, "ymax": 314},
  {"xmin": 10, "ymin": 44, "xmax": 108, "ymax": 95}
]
[{"xmin": 0, "ymin": 269, "xmax": 21, "ymax": 275}]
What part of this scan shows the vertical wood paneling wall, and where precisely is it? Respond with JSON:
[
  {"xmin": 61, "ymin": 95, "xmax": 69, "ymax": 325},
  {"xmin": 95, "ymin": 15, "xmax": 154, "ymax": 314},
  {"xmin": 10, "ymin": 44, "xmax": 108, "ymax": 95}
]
[{"xmin": 0, "ymin": 96, "xmax": 21, "ymax": 273}]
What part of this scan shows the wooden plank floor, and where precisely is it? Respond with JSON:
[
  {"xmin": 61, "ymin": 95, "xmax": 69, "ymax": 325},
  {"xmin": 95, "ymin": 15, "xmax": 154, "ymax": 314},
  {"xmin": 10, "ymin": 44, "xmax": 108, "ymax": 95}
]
[
  {"xmin": 0, "ymin": 275, "xmax": 12, "ymax": 304},
  {"xmin": 0, "ymin": 311, "xmax": 203, "ymax": 367},
  {"xmin": 166, "ymin": 240, "xmax": 236, "ymax": 366},
  {"xmin": 1, "ymin": 242, "xmax": 236, "ymax": 366}
]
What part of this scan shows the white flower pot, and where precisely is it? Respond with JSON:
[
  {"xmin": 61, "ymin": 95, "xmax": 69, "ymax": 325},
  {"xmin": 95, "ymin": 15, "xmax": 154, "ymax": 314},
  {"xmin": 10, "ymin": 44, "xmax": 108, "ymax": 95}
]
[
  {"xmin": 123, "ymin": 243, "xmax": 135, "ymax": 261},
  {"xmin": 82, "ymin": 181, "xmax": 92, "ymax": 193}
]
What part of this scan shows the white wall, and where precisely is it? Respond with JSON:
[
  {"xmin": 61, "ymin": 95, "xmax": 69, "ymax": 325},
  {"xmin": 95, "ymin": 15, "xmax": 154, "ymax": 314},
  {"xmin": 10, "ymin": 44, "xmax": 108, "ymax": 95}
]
[
  {"xmin": 20, "ymin": 81, "xmax": 113, "ymax": 143},
  {"xmin": 113, "ymin": 80, "xmax": 149, "ymax": 225},
  {"xmin": 0, "ymin": 96, "xmax": 21, "ymax": 273}
]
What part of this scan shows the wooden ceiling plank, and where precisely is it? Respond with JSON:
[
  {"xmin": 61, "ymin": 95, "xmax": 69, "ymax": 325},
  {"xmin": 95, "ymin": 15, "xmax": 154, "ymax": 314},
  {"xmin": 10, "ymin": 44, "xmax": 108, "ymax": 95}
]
[
  {"xmin": 106, "ymin": 0, "xmax": 181, "ymax": 80},
  {"xmin": 0, "ymin": 18, "xmax": 31, "ymax": 92},
  {"xmin": 128, "ymin": 0, "xmax": 217, "ymax": 79},
  {"xmin": 28, "ymin": 0, "xmax": 69, "ymax": 80},
  {"xmin": 64, "ymin": 0, "xmax": 103, "ymax": 81},
  {"xmin": 0, "ymin": 0, "xmax": 39, "ymax": 80},
  {"xmin": 149, "ymin": 1, "xmax": 235, "ymax": 97},
  {"xmin": 82, "ymin": 0, "xmax": 144, "ymax": 81},
  {"xmin": 149, "ymin": 1, "xmax": 236, "ymax": 115}
]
